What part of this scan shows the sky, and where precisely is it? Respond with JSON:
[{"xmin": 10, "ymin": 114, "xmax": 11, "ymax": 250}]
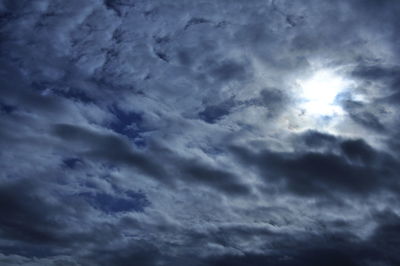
[{"xmin": 1, "ymin": 0, "xmax": 400, "ymax": 265}]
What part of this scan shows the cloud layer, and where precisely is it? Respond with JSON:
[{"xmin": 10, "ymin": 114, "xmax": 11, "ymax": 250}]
[{"xmin": 1, "ymin": 0, "xmax": 400, "ymax": 265}]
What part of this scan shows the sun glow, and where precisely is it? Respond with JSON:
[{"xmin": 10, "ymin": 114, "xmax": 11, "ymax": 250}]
[{"xmin": 298, "ymin": 70, "xmax": 348, "ymax": 116}]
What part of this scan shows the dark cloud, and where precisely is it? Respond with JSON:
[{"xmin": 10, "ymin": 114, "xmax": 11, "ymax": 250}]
[
  {"xmin": 351, "ymin": 65, "xmax": 400, "ymax": 82},
  {"xmin": 182, "ymin": 162, "xmax": 251, "ymax": 196},
  {"xmin": 83, "ymin": 242, "xmax": 162, "ymax": 266},
  {"xmin": 52, "ymin": 123, "xmax": 167, "ymax": 181},
  {"xmin": 0, "ymin": 102, "xmax": 16, "ymax": 114},
  {"xmin": 62, "ymin": 157, "xmax": 84, "ymax": 169},
  {"xmin": 342, "ymin": 100, "xmax": 387, "ymax": 132},
  {"xmin": 231, "ymin": 136, "xmax": 399, "ymax": 197},
  {"xmin": 198, "ymin": 98, "xmax": 235, "ymax": 124},
  {"xmin": 301, "ymin": 130, "xmax": 338, "ymax": 148},
  {"xmin": 340, "ymin": 139, "xmax": 376, "ymax": 164},
  {"xmin": 210, "ymin": 59, "xmax": 250, "ymax": 82},
  {"xmin": 0, "ymin": 180, "xmax": 66, "ymax": 246}
]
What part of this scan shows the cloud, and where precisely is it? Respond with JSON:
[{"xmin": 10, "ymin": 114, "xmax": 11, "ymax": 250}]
[
  {"xmin": 1, "ymin": 0, "xmax": 400, "ymax": 265},
  {"xmin": 232, "ymin": 133, "xmax": 399, "ymax": 197}
]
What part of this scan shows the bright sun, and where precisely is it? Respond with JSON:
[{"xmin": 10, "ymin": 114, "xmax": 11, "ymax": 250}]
[{"xmin": 297, "ymin": 70, "xmax": 348, "ymax": 116}]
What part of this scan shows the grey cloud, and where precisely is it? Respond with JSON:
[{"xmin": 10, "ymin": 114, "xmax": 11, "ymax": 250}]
[
  {"xmin": 53, "ymin": 123, "xmax": 251, "ymax": 196},
  {"xmin": 52, "ymin": 123, "xmax": 167, "ymax": 181},
  {"xmin": 182, "ymin": 162, "xmax": 251, "ymax": 196},
  {"xmin": 231, "ymin": 136, "xmax": 399, "ymax": 197},
  {"xmin": 209, "ymin": 59, "xmax": 251, "ymax": 82},
  {"xmin": 351, "ymin": 65, "xmax": 400, "ymax": 82},
  {"xmin": 198, "ymin": 98, "xmax": 235, "ymax": 124},
  {"xmin": 300, "ymin": 130, "xmax": 338, "ymax": 149},
  {"xmin": 342, "ymin": 100, "xmax": 387, "ymax": 132},
  {"xmin": 0, "ymin": 180, "xmax": 68, "ymax": 246}
]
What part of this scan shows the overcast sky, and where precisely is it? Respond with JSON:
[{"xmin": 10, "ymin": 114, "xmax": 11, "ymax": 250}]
[{"xmin": 1, "ymin": 0, "xmax": 400, "ymax": 265}]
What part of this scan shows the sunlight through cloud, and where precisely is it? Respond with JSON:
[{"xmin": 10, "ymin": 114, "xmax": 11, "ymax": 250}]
[{"xmin": 297, "ymin": 69, "xmax": 348, "ymax": 116}]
